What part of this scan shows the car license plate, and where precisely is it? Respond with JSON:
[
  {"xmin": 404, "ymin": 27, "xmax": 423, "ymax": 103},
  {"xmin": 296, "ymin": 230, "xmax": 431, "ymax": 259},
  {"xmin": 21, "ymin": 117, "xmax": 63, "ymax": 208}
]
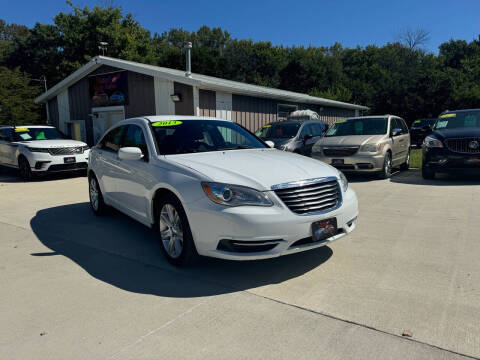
[
  {"xmin": 312, "ymin": 218, "xmax": 337, "ymax": 242},
  {"xmin": 332, "ymin": 159, "xmax": 344, "ymax": 165},
  {"xmin": 64, "ymin": 156, "xmax": 76, "ymax": 164}
]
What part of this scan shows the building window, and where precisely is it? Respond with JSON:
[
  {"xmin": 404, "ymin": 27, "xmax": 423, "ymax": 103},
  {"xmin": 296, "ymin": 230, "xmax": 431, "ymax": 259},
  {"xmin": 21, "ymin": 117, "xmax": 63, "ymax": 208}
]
[{"xmin": 277, "ymin": 104, "xmax": 297, "ymax": 120}]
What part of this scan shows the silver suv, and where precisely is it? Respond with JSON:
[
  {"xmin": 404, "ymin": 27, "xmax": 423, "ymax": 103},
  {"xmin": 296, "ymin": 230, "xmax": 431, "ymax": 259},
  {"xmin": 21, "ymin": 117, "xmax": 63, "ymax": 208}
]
[{"xmin": 311, "ymin": 115, "xmax": 410, "ymax": 178}]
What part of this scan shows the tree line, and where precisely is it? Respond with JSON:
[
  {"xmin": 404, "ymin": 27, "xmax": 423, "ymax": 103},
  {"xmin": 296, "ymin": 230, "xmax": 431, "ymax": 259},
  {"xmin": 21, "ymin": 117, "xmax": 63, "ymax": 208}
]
[{"xmin": 1, "ymin": 1, "xmax": 479, "ymax": 125}]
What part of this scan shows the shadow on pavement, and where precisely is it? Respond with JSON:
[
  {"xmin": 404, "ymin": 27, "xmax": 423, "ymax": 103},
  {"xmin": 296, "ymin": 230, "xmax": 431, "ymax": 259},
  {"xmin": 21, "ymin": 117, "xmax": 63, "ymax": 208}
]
[
  {"xmin": 30, "ymin": 202, "xmax": 332, "ymax": 298},
  {"xmin": 389, "ymin": 168, "xmax": 480, "ymax": 186},
  {"xmin": 0, "ymin": 166, "xmax": 86, "ymax": 183}
]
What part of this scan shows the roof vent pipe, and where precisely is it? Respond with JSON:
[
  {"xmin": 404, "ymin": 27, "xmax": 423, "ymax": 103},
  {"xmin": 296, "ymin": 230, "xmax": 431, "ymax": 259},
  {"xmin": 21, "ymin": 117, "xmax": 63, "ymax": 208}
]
[{"xmin": 185, "ymin": 42, "xmax": 192, "ymax": 77}]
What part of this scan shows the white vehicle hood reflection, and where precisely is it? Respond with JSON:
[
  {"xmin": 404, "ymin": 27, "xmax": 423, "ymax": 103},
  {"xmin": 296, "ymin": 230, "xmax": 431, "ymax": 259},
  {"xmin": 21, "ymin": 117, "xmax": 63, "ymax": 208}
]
[{"xmin": 166, "ymin": 148, "xmax": 339, "ymax": 190}]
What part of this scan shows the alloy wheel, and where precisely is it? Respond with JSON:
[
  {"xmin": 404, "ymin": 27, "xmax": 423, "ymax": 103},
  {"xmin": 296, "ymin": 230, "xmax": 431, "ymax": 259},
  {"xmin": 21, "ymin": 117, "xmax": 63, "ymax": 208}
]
[{"xmin": 159, "ymin": 204, "xmax": 184, "ymax": 259}]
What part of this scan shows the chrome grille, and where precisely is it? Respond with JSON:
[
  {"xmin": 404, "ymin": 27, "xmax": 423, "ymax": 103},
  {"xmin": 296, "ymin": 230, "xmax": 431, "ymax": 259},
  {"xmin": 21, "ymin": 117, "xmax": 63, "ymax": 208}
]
[
  {"xmin": 273, "ymin": 177, "xmax": 341, "ymax": 215},
  {"xmin": 445, "ymin": 137, "xmax": 480, "ymax": 154},
  {"xmin": 323, "ymin": 146, "xmax": 359, "ymax": 156},
  {"xmin": 48, "ymin": 147, "xmax": 84, "ymax": 156}
]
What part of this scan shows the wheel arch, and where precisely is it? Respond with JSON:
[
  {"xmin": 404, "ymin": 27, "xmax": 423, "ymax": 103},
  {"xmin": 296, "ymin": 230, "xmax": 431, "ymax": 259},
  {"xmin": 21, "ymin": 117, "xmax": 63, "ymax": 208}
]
[{"xmin": 151, "ymin": 186, "xmax": 185, "ymax": 227}]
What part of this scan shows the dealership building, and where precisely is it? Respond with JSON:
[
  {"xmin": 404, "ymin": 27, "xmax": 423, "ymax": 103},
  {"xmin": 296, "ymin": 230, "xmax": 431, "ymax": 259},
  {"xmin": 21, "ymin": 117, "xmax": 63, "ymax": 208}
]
[{"xmin": 35, "ymin": 56, "xmax": 368, "ymax": 146}]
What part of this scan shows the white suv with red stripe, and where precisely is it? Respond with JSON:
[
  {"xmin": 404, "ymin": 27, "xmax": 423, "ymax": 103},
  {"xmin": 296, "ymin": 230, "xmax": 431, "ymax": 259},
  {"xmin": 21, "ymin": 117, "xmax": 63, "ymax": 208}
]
[{"xmin": 0, "ymin": 125, "xmax": 89, "ymax": 180}]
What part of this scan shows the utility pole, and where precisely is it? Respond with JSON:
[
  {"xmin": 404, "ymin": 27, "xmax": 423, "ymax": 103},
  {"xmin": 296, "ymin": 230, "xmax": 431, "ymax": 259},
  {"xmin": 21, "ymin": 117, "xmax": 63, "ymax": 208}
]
[{"xmin": 98, "ymin": 42, "xmax": 108, "ymax": 56}]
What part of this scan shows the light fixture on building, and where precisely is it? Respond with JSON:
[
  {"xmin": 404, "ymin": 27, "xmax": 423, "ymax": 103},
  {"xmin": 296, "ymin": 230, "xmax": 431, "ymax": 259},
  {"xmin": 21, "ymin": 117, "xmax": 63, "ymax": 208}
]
[{"xmin": 170, "ymin": 94, "xmax": 182, "ymax": 102}]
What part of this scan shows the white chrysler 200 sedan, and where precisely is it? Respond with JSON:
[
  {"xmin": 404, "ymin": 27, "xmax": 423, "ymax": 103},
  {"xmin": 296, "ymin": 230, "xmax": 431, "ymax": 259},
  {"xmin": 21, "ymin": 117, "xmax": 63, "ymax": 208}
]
[{"xmin": 88, "ymin": 116, "xmax": 358, "ymax": 266}]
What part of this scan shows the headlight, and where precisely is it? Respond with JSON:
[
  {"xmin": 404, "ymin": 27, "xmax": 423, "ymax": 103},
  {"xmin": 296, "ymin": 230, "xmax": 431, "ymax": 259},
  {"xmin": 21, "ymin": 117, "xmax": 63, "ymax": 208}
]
[
  {"xmin": 202, "ymin": 182, "xmax": 273, "ymax": 207},
  {"xmin": 27, "ymin": 147, "xmax": 49, "ymax": 153},
  {"xmin": 424, "ymin": 136, "xmax": 443, "ymax": 148},
  {"xmin": 82, "ymin": 146, "xmax": 90, "ymax": 152},
  {"xmin": 360, "ymin": 143, "xmax": 382, "ymax": 153},
  {"xmin": 338, "ymin": 172, "xmax": 348, "ymax": 192}
]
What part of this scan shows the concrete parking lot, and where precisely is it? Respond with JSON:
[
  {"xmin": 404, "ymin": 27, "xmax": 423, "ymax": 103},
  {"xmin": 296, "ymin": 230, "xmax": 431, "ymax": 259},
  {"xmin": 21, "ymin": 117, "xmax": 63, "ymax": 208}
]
[{"xmin": 1, "ymin": 167, "xmax": 480, "ymax": 360}]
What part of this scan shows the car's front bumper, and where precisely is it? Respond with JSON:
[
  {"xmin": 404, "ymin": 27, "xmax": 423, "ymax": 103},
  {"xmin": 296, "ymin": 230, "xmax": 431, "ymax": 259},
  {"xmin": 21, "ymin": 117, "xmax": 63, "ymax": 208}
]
[
  {"xmin": 185, "ymin": 187, "xmax": 358, "ymax": 260},
  {"xmin": 26, "ymin": 150, "xmax": 89, "ymax": 173},
  {"xmin": 423, "ymin": 147, "xmax": 480, "ymax": 171},
  {"xmin": 312, "ymin": 152, "xmax": 384, "ymax": 172}
]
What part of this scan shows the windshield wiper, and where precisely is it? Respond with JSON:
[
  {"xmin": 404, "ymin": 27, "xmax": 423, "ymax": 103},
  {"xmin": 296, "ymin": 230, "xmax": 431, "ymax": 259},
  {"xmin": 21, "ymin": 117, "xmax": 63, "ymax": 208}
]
[{"xmin": 219, "ymin": 145, "xmax": 254, "ymax": 150}]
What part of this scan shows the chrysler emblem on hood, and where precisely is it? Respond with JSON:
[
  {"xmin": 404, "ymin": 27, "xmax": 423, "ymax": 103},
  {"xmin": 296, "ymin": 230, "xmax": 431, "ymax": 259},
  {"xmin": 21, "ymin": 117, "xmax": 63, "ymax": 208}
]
[{"xmin": 469, "ymin": 140, "xmax": 479, "ymax": 150}]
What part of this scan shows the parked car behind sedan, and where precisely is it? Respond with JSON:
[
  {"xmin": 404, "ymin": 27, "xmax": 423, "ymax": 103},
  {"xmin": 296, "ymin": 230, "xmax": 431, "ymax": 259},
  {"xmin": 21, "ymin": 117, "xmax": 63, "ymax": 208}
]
[
  {"xmin": 422, "ymin": 109, "xmax": 480, "ymax": 179},
  {"xmin": 410, "ymin": 118, "xmax": 437, "ymax": 147},
  {"xmin": 255, "ymin": 119, "xmax": 327, "ymax": 156},
  {"xmin": 0, "ymin": 125, "xmax": 89, "ymax": 180},
  {"xmin": 311, "ymin": 115, "xmax": 411, "ymax": 178},
  {"xmin": 88, "ymin": 116, "xmax": 358, "ymax": 266}
]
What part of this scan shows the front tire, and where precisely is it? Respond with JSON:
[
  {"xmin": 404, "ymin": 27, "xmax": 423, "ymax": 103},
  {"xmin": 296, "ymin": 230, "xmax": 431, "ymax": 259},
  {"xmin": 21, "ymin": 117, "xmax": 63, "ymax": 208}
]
[
  {"xmin": 379, "ymin": 152, "xmax": 392, "ymax": 179},
  {"xmin": 18, "ymin": 156, "xmax": 33, "ymax": 181},
  {"xmin": 157, "ymin": 194, "xmax": 197, "ymax": 266},
  {"xmin": 400, "ymin": 149, "xmax": 410, "ymax": 171},
  {"xmin": 422, "ymin": 165, "xmax": 435, "ymax": 180},
  {"xmin": 89, "ymin": 174, "xmax": 107, "ymax": 215}
]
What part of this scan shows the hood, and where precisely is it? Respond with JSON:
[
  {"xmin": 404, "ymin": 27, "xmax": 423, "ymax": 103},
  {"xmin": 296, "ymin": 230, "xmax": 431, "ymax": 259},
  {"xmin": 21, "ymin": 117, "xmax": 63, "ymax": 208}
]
[
  {"xmin": 433, "ymin": 127, "xmax": 480, "ymax": 140},
  {"xmin": 166, "ymin": 149, "xmax": 339, "ymax": 190},
  {"xmin": 263, "ymin": 137, "xmax": 294, "ymax": 147},
  {"xmin": 15, "ymin": 139, "xmax": 87, "ymax": 148},
  {"xmin": 316, "ymin": 134, "xmax": 385, "ymax": 147}
]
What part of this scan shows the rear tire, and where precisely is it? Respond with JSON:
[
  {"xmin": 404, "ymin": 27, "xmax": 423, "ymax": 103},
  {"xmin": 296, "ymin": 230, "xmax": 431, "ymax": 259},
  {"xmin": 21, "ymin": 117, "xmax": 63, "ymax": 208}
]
[
  {"xmin": 156, "ymin": 193, "xmax": 198, "ymax": 266},
  {"xmin": 88, "ymin": 174, "xmax": 107, "ymax": 215},
  {"xmin": 422, "ymin": 165, "xmax": 435, "ymax": 180},
  {"xmin": 18, "ymin": 156, "xmax": 33, "ymax": 181},
  {"xmin": 379, "ymin": 152, "xmax": 392, "ymax": 179},
  {"xmin": 400, "ymin": 149, "xmax": 410, "ymax": 171}
]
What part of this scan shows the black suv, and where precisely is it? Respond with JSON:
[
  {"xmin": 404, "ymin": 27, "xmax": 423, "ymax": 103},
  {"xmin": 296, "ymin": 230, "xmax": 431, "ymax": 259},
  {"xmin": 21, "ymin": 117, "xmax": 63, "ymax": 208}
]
[
  {"xmin": 422, "ymin": 109, "xmax": 480, "ymax": 179},
  {"xmin": 255, "ymin": 120, "xmax": 327, "ymax": 156},
  {"xmin": 410, "ymin": 118, "xmax": 437, "ymax": 147}
]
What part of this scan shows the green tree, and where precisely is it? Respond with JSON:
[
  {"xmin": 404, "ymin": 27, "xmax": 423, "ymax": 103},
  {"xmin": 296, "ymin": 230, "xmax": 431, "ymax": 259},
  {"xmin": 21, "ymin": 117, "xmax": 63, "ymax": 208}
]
[{"xmin": 0, "ymin": 67, "xmax": 41, "ymax": 125}]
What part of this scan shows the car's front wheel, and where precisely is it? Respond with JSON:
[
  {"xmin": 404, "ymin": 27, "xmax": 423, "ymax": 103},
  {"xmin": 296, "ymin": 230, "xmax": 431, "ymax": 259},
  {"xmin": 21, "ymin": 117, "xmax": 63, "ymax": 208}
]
[
  {"xmin": 157, "ymin": 194, "xmax": 197, "ymax": 266},
  {"xmin": 379, "ymin": 152, "xmax": 392, "ymax": 179},
  {"xmin": 18, "ymin": 156, "xmax": 33, "ymax": 181},
  {"xmin": 422, "ymin": 165, "xmax": 435, "ymax": 180},
  {"xmin": 89, "ymin": 174, "xmax": 107, "ymax": 215}
]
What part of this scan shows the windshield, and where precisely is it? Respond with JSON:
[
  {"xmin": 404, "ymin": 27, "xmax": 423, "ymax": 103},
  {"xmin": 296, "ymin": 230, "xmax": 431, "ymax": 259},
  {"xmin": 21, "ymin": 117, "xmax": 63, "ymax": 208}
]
[
  {"xmin": 326, "ymin": 118, "xmax": 388, "ymax": 137},
  {"xmin": 255, "ymin": 125, "xmax": 271, "ymax": 138},
  {"xmin": 13, "ymin": 127, "xmax": 66, "ymax": 141},
  {"xmin": 435, "ymin": 110, "xmax": 480, "ymax": 130},
  {"xmin": 152, "ymin": 120, "xmax": 267, "ymax": 155},
  {"xmin": 259, "ymin": 122, "xmax": 301, "ymax": 139},
  {"xmin": 411, "ymin": 119, "xmax": 437, "ymax": 128}
]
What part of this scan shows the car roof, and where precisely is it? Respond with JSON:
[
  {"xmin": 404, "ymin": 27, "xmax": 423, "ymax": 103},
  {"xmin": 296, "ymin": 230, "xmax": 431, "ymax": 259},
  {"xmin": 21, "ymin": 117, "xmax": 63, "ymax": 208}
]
[
  {"xmin": 143, "ymin": 115, "xmax": 229, "ymax": 123},
  {"xmin": 264, "ymin": 119, "xmax": 324, "ymax": 126},
  {"xmin": 442, "ymin": 109, "xmax": 480, "ymax": 114},
  {"xmin": 0, "ymin": 125, "xmax": 55, "ymax": 129}
]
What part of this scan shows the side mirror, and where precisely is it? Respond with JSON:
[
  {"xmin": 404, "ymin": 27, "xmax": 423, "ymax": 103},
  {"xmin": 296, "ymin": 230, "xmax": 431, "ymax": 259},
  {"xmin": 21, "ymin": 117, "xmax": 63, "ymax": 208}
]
[
  {"xmin": 265, "ymin": 140, "xmax": 275, "ymax": 148},
  {"xmin": 303, "ymin": 134, "xmax": 313, "ymax": 142},
  {"xmin": 391, "ymin": 128, "xmax": 402, "ymax": 137},
  {"xmin": 118, "ymin": 147, "xmax": 144, "ymax": 161}
]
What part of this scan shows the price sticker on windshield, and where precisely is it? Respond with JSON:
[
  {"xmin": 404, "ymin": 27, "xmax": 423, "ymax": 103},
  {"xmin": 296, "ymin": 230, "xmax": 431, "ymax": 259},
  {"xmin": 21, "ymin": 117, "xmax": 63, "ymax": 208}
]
[
  {"xmin": 336, "ymin": 119, "xmax": 347, "ymax": 123},
  {"xmin": 436, "ymin": 120, "xmax": 448, "ymax": 129},
  {"xmin": 414, "ymin": 120, "xmax": 421, "ymax": 124},
  {"xmin": 15, "ymin": 128, "xmax": 29, "ymax": 132},
  {"xmin": 440, "ymin": 113, "xmax": 456, "ymax": 118},
  {"xmin": 152, "ymin": 120, "xmax": 183, "ymax": 127},
  {"xmin": 263, "ymin": 125, "xmax": 271, "ymax": 128}
]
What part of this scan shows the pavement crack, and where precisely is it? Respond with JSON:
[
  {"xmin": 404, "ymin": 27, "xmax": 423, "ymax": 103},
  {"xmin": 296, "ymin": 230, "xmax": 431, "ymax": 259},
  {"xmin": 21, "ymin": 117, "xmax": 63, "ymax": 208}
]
[{"xmin": 241, "ymin": 290, "xmax": 480, "ymax": 360}]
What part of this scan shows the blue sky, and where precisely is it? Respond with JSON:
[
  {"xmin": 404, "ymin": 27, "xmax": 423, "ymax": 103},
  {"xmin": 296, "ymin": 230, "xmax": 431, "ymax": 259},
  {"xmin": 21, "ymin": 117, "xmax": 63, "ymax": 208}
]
[{"xmin": 1, "ymin": 0, "xmax": 479, "ymax": 53}]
